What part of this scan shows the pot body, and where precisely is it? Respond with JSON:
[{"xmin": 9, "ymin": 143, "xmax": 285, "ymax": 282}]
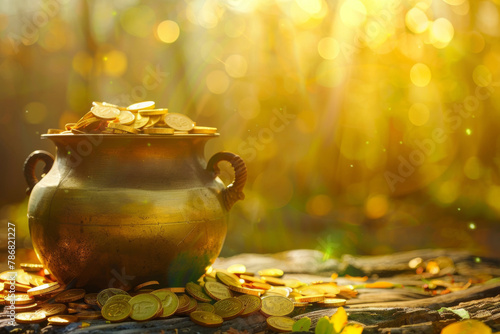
[{"xmin": 25, "ymin": 134, "xmax": 246, "ymax": 290}]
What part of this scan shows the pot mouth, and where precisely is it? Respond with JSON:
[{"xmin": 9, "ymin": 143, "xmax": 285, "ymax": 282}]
[{"xmin": 42, "ymin": 133, "xmax": 219, "ymax": 139}]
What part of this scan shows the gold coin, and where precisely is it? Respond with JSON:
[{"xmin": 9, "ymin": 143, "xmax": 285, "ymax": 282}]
[
  {"xmin": 107, "ymin": 122, "xmax": 139, "ymax": 134},
  {"xmin": 174, "ymin": 131, "xmax": 189, "ymax": 135},
  {"xmin": 91, "ymin": 105, "xmax": 120, "ymax": 119},
  {"xmin": 11, "ymin": 303, "xmax": 39, "ymax": 312},
  {"xmin": 131, "ymin": 114, "xmax": 150, "ymax": 129},
  {"xmin": 240, "ymin": 275, "xmax": 266, "ymax": 284},
  {"xmin": 101, "ymin": 299, "xmax": 132, "ymax": 322},
  {"xmin": 196, "ymin": 303, "xmax": 215, "ymax": 313},
  {"xmin": 118, "ymin": 110, "xmax": 136, "ymax": 125},
  {"xmin": 186, "ymin": 282, "xmax": 213, "ymax": 303},
  {"xmin": 260, "ymin": 296, "xmax": 294, "ymax": 317},
  {"xmin": 317, "ymin": 298, "xmax": 347, "ymax": 307},
  {"xmin": 76, "ymin": 310, "xmax": 102, "ymax": 320},
  {"xmin": 298, "ymin": 284, "xmax": 340, "ymax": 296},
  {"xmin": 227, "ymin": 264, "xmax": 246, "ymax": 274},
  {"xmin": 15, "ymin": 283, "xmax": 32, "ymax": 292},
  {"xmin": 216, "ymin": 271, "xmax": 242, "ymax": 287},
  {"xmin": 157, "ymin": 287, "xmax": 185, "ymax": 293},
  {"xmin": 258, "ymin": 269, "xmax": 284, "ymax": 278},
  {"xmin": 263, "ymin": 287, "xmax": 291, "ymax": 298},
  {"xmin": 16, "ymin": 272, "xmax": 31, "ymax": 285},
  {"xmin": 189, "ymin": 311, "xmax": 223, "ymax": 328},
  {"xmin": 5, "ymin": 293, "xmax": 35, "ymax": 305},
  {"xmin": 228, "ymin": 285, "xmax": 263, "ymax": 297},
  {"xmin": 293, "ymin": 301, "xmax": 310, "ymax": 307},
  {"xmin": 151, "ymin": 289, "xmax": 179, "ymax": 318},
  {"xmin": 246, "ymin": 282, "xmax": 272, "ymax": 290},
  {"xmin": 177, "ymin": 296, "xmax": 198, "ymax": 315},
  {"xmin": 106, "ymin": 294, "xmax": 132, "ymax": 304},
  {"xmin": 28, "ymin": 274, "xmax": 47, "ymax": 287},
  {"xmin": 139, "ymin": 108, "xmax": 168, "ymax": 116},
  {"xmin": 0, "ymin": 269, "xmax": 23, "ymax": 281},
  {"xmin": 294, "ymin": 294, "xmax": 325, "ymax": 303},
  {"xmin": 47, "ymin": 315, "xmax": 79, "ymax": 326},
  {"xmin": 203, "ymin": 281, "xmax": 232, "ymax": 301},
  {"xmin": 262, "ymin": 276, "xmax": 287, "ymax": 286},
  {"xmin": 213, "ymin": 297, "xmax": 244, "ymax": 320},
  {"xmin": 238, "ymin": 294, "xmax": 262, "ymax": 317},
  {"xmin": 129, "ymin": 293, "xmax": 161, "ymax": 321},
  {"xmin": 190, "ymin": 126, "xmax": 217, "ymax": 134},
  {"xmin": 127, "ymin": 101, "xmax": 155, "ymax": 111},
  {"xmin": 36, "ymin": 303, "xmax": 67, "ymax": 317},
  {"xmin": 65, "ymin": 123, "xmax": 76, "ymax": 130},
  {"xmin": 282, "ymin": 279, "xmax": 304, "ymax": 289},
  {"xmin": 27, "ymin": 282, "xmax": 59, "ymax": 296},
  {"xmin": 15, "ymin": 312, "xmax": 46, "ymax": 324},
  {"xmin": 54, "ymin": 288, "xmax": 86, "ymax": 303},
  {"xmin": 266, "ymin": 316, "xmax": 296, "ymax": 333},
  {"xmin": 84, "ymin": 292, "xmax": 98, "ymax": 305},
  {"xmin": 92, "ymin": 101, "xmax": 123, "ymax": 110},
  {"xmin": 96, "ymin": 288, "xmax": 129, "ymax": 308},
  {"xmin": 134, "ymin": 281, "xmax": 160, "ymax": 291},
  {"xmin": 143, "ymin": 115, "xmax": 162, "ymax": 128},
  {"xmin": 163, "ymin": 113, "xmax": 195, "ymax": 131},
  {"xmin": 68, "ymin": 302, "xmax": 93, "ymax": 310},
  {"xmin": 143, "ymin": 127, "xmax": 175, "ymax": 135},
  {"xmin": 175, "ymin": 294, "xmax": 191, "ymax": 314}
]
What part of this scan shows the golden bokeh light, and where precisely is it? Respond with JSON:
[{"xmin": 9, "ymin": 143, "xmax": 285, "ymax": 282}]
[
  {"xmin": 224, "ymin": 54, "xmax": 248, "ymax": 78},
  {"xmin": 340, "ymin": 0, "xmax": 367, "ymax": 27},
  {"xmin": 238, "ymin": 97, "xmax": 260, "ymax": 120},
  {"xmin": 120, "ymin": 5, "xmax": 156, "ymax": 38},
  {"xmin": 431, "ymin": 18, "xmax": 454, "ymax": 46},
  {"xmin": 405, "ymin": 7, "xmax": 429, "ymax": 34},
  {"xmin": 365, "ymin": 195, "xmax": 389, "ymax": 219},
  {"xmin": 317, "ymin": 37, "xmax": 340, "ymax": 60},
  {"xmin": 206, "ymin": 70, "xmax": 230, "ymax": 94},
  {"xmin": 295, "ymin": 0, "xmax": 322, "ymax": 15},
  {"xmin": 410, "ymin": 63, "xmax": 432, "ymax": 87},
  {"xmin": 103, "ymin": 50, "xmax": 127, "ymax": 77},
  {"xmin": 408, "ymin": 103, "xmax": 430, "ymax": 126},
  {"xmin": 473, "ymin": 65, "xmax": 492, "ymax": 87},
  {"xmin": 157, "ymin": 20, "xmax": 180, "ymax": 44},
  {"xmin": 306, "ymin": 194, "xmax": 333, "ymax": 216}
]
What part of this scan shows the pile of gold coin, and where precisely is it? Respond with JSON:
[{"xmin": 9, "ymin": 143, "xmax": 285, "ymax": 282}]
[
  {"xmin": 47, "ymin": 101, "xmax": 217, "ymax": 135},
  {"xmin": 0, "ymin": 264, "xmax": 355, "ymax": 332}
]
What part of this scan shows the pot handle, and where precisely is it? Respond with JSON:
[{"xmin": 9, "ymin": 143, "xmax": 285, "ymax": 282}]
[
  {"xmin": 24, "ymin": 150, "xmax": 54, "ymax": 195},
  {"xmin": 207, "ymin": 152, "xmax": 247, "ymax": 211}
]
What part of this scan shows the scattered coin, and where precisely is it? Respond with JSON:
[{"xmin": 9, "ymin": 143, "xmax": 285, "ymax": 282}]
[
  {"xmin": 55, "ymin": 289, "xmax": 86, "ymax": 303},
  {"xmin": 101, "ymin": 299, "xmax": 132, "ymax": 322},
  {"xmin": 260, "ymin": 295, "xmax": 294, "ymax": 317},
  {"xmin": 195, "ymin": 303, "xmax": 215, "ymax": 313},
  {"xmin": 97, "ymin": 288, "xmax": 129, "ymax": 308},
  {"xmin": 151, "ymin": 289, "xmax": 179, "ymax": 318},
  {"xmin": 237, "ymin": 294, "xmax": 262, "ymax": 317},
  {"xmin": 267, "ymin": 316, "xmax": 296, "ymax": 333},
  {"xmin": 47, "ymin": 315, "xmax": 79, "ymax": 326},
  {"xmin": 204, "ymin": 281, "xmax": 232, "ymax": 301},
  {"xmin": 213, "ymin": 297, "xmax": 244, "ymax": 320},
  {"xmin": 189, "ymin": 311, "xmax": 223, "ymax": 328},
  {"xmin": 186, "ymin": 282, "xmax": 213, "ymax": 303},
  {"xmin": 15, "ymin": 312, "xmax": 46, "ymax": 324},
  {"xmin": 27, "ymin": 282, "xmax": 60, "ymax": 297},
  {"xmin": 36, "ymin": 303, "xmax": 67, "ymax": 317},
  {"xmin": 129, "ymin": 294, "xmax": 161, "ymax": 321}
]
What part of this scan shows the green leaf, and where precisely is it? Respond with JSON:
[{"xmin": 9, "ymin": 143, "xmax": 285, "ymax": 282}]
[
  {"xmin": 438, "ymin": 307, "xmax": 470, "ymax": 319},
  {"xmin": 293, "ymin": 317, "xmax": 312, "ymax": 332},
  {"xmin": 315, "ymin": 317, "xmax": 334, "ymax": 334}
]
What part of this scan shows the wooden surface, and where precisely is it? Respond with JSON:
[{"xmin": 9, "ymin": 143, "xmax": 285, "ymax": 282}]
[{"xmin": 1, "ymin": 248, "xmax": 499, "ymax": 333}]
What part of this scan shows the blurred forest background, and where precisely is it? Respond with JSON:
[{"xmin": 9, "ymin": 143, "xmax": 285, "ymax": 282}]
[{"xmin": 1, "ymin": 0, "xmax": 500, "ymax": 265}]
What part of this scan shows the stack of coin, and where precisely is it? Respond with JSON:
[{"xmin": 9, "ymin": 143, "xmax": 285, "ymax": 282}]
[
  {"xmin": 1, "ymin": 263, "xmax": 353, "ymax": 329},
  {"xmin": 46, "ymin": 101, "xmax": 218, "ymax": 136}
]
